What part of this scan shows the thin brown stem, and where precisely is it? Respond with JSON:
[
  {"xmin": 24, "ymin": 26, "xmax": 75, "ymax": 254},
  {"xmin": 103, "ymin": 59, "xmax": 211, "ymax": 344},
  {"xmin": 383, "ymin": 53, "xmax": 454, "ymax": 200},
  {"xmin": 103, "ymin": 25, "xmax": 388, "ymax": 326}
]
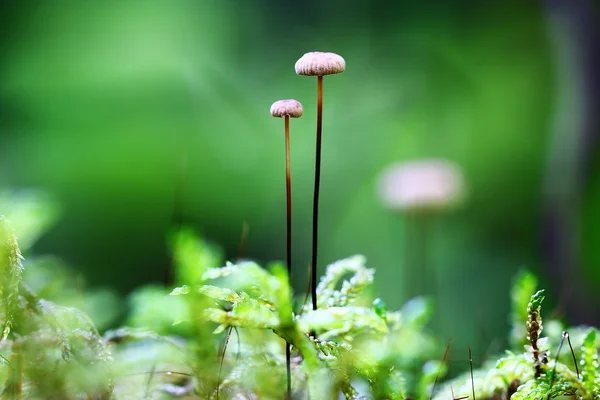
[
  {"xmin": 165, "ymin": 153, "xmax": 188, "ymax": 287},
  {"xmin": 548, "ymin": 331, "xmax": 568, "ymax": 399},
  {"xmin": 566, "ymin": 331, "xmax": 579, "ymax": 377},
  {"xmin": 217, "ymin": 327, "xmax": 234, "ymax": 400},
  {"xmin": 285, "ymin": 115, "xmax": 292, "ymax": 279},
  {"xmin": 284, "ymin": 115, "xmax": 293, "ymax": 400},
  {"xmin": 468, "ymin": 345, "xmax": 475, "ymax": 400},
  {"xmin": 299, "ymin": 263, "xmax": 312, "ymax": 316},
  {"xmin": 144, "ymin": 364, "xmax": 156, "ymax": 398},
  {"xmin": 311, "ymin": 75, "xmax": 323, "ymax": 311},
  {"xmin": 286, "ymin": 344, "xmax": 292, "ymax": 399},
  {"xmin": 120, "ymin": 371, "xmax": 193, "ymax": 378},
  {"xmin": 237, "ymin": 220, "xmax": 249, "ymax": 262},
  {"xmin": 430, "ymin": 338, "xmax": 452, "ymax": 400},
  {"xmin": 451, "ymin": 386, "xmax": 468, "ymax": 400}
]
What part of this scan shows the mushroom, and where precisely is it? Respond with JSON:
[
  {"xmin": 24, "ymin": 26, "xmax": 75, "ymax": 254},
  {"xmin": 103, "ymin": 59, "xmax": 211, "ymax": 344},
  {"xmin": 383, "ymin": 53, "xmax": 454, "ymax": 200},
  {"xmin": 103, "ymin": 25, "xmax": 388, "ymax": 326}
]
[
  {"xmin": 270, "ymin": 98, "xmax": 303, "ymax": 399},
  {"xmin": 295, "ymin": 51, "xmax": 345, "ymax": 311},
  {"xmin": 377, "ymin": 159, "xmax": 466, "ymax": 307},
  {"xmin": 270, "ymin": 99, "xmax": 303, "ymax": 279},
  {"xmin": 378, "ymin": 159, "xmax": 465, "ymax": 213}
]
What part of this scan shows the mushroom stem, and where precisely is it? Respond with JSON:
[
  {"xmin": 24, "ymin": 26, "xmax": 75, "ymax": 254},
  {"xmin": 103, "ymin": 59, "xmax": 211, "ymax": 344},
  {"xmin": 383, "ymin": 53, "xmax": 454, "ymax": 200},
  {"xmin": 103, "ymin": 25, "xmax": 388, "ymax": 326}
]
[
  {"xmin": 286, "ymin": 345, "xmax": 291, "ymax": 399},
  {"xmin": 284, "ymin": 114, "xmax": 292, "ymax": 400},
  {"xmin": 311, "ymin": 75, "xmax": 323, "ymax": 311},
  {"xmin": 406, "ymin": 212, "xmax": 431, "ymax": 299},
  {"xmin": 285, "ymin": 115, "xmax": 292, "ymax": 278},
  {"xmin": 165, "ymin": 152, "xmax": 188, "ymax": 288}
]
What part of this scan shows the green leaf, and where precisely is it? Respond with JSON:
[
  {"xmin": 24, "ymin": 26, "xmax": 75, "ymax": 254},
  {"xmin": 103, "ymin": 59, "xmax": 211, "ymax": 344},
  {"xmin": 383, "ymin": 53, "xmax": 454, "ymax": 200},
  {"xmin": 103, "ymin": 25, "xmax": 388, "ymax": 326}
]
[
  {"xmin": 169, "ymin": 226, "xmax": 223, "ymax": 286},
  {"xmin": 528, "ymin": 289, "xmax": 545, "ymax": 311},
  {"xmin": 373, "ymin": 298, "xmax": 387, "ymax": 322},
  {"xmin": 580, "ymin": 328, "xmax": 598, "ymax": 394},
  {"xmin": 316, "ymin": 255, "xmax": 374, "ymax": 308},
  {"xmin": 510, "ymin": 378, "xmax": 550, "ymax": 400},
  {"xmin": 269, "ymin": 263, "xmax": 293, "ymax": 327},
  {"xmin": 525, "ymin": 289, "xmax": 546, "ymax": 377},
  {"xmin": 198, "ymin": 285, "xmax": 240, "ymax": 303},
  {"xmin": 297, "ymin": 306, "xmax": 387, "ymax": 341},
  {"xmin": 399, "ymin": 296, "xmax": 433, "ymax": 328},
  {"xmin": 169, "ymin": 285, "xmax": 191, "ymax": 295},
  {"xmin": 0, "ymin": 216, "xmax": 24, "ymax": 340},
  {"xmin": 420, "ymin": 360, "xmax": 446, "ymax": 399},
  {"xmin": 126, "ymin": 285, "xmax": 191, "ymax": 335},
  {"xmin": 202, "ymin": 291, "xmax": 278, "ymax": 332}
]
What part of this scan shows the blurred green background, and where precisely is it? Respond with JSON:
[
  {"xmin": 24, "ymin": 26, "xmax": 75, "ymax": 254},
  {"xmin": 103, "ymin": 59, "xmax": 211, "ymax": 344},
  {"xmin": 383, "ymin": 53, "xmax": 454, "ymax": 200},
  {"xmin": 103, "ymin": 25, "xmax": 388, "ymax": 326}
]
[{"xmin": 1, "ymin": 0, "xmax": 599, "ymax": 362}]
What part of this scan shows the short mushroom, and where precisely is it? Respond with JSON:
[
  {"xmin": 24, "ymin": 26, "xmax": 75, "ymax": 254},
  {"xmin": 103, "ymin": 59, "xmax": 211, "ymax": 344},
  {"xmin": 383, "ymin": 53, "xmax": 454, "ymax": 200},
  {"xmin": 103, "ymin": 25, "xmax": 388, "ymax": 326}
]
[
  {"xmin": 295, "ymin": 51, "xmax": 345, "ymax": 311},
  {"xmin": 270, "ymin": 99, "xmax": 303, "ymax": 279},
  {"xmin": 270, "ymin": 98, "xmax": 303, "ymax": 400}
]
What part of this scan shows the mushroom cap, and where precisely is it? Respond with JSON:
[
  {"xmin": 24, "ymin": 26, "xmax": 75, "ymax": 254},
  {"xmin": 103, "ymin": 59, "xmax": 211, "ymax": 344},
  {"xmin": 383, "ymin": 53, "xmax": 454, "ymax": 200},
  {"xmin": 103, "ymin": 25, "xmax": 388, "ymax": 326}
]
[
  {"xmin": 295, "ymin": 52, "xmax": 346, "ymax": 76},
  {"xmin": 270, "ymin": 99, "xmax": 304, "ymax": 118},
  {"xmin": 378, "ymin": 159, "xmax": 466, "ymax": 212}
]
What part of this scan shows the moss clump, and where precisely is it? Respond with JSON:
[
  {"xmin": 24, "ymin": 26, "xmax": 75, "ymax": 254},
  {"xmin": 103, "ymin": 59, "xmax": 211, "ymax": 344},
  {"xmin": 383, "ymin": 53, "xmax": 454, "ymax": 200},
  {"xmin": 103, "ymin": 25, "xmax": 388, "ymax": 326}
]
[{"xmin": 0, "ymin": 213, "xmax": 599, "ymax": 399}]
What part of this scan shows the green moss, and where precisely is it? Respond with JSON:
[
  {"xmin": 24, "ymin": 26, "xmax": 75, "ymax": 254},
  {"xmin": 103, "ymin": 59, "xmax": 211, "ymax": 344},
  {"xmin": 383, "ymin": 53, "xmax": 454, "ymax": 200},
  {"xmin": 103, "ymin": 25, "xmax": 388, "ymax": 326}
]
[{"xmin": 0, "ymin": 213, "xmax": 599, "ymax": 399}]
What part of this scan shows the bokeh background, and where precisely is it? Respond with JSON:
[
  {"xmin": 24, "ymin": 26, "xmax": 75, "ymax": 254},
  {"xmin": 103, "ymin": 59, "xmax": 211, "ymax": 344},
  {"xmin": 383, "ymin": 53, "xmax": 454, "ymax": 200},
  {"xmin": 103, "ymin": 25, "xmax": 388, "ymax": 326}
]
[{"xmin": 1, "ymin": 0, "xmax": 599, "ymax": 362}]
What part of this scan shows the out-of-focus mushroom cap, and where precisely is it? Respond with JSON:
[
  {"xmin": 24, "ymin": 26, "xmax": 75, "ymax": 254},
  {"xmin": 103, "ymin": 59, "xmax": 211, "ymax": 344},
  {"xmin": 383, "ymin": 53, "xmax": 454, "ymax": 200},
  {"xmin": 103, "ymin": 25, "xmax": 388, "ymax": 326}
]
[
  {"xmin": 270, "ymin": 99, "xmax": 304, "ymax": 118},
  {"xmin": 295, "ymin": 52, "xmax": 346, "ymax": 76},
  {"xmin": 378, "ymin": 159, "xmax": 466, "ymax": 212}
]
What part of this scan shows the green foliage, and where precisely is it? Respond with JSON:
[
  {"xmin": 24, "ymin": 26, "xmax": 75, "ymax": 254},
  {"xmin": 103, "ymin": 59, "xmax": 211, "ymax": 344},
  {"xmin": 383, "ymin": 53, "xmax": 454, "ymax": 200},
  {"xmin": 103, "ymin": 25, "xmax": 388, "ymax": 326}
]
[
  {"xmin": 0, "ymin": 190, "xmax": 59, "ymax": 252},
  {"xmin": 2, "ymin": 206, "xmax": 600, "ymax": 399},
  {"xmin": 525, "ymin": 289, "xmax": 547, "ymax": 377},
  {"xmin": 0, "ymin": 216, "xmax": 24, "ymax": 340},
  {"xmin": 581, "ymin": 328, "xmax": 600, "ymax": 396},
  {"xmin": 168, "ymin": 227, "xmax": 223, "ymax": 286},
  {"xmin": 434, "ymin": 272, "xmax": 600, "ymax": 400},
  {"xmin": 126, "ymin": 285, "xmax": 190, "ymax": 336},
  {"xmin": 16, "ymin": 298, "xmax": 113, "ymax": 399},
  {"xmin": 0, "ymin": 214, "xmax": 112, "ymax": 398},
  {"xmin": 106, "ymin": 327, "xmax": 194, "ymax": 399},
  {"xmin": 315, "ymin": 255, "xmax": 374, "ymax": 308},
  {"xmin": 23, "ymin": 257, "xmax": 120, "ymax": 331},
  {"xmin": 4, "ymin": 190, "xmax": 120, "ymax": 330},
  {"xmin": 168, "ymin": 250, "xmax": 440, "ymax": 399}
]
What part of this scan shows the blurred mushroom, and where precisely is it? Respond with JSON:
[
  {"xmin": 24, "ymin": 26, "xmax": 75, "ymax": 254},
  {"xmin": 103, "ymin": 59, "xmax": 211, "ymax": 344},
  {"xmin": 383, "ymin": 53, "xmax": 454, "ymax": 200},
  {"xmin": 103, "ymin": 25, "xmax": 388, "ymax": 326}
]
[
  {"xmin": 295, "ymin": 51, "xmax": 345, "ymax": 311},
  {"xmin": 378, "ymin": 159, "xmax": 465, "ymax": 212},
  {"xmin": 377, "ymin": 159, "xmax": 466, "ymax": 307}
]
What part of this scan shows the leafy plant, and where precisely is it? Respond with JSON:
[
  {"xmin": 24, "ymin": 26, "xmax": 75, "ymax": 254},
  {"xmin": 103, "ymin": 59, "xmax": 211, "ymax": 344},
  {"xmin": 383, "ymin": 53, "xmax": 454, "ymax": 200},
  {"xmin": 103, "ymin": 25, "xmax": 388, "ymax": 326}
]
[
  {"xmin": 433, "ymin": 271, "xmax": 600, "ymax": 400},
  {"xmin": 168, "ymin": 251, "xmax": 440, "ymax": 399},
  {"xmin": 1, "ymin": 201, "xmax": 600, "ymax": 399}
]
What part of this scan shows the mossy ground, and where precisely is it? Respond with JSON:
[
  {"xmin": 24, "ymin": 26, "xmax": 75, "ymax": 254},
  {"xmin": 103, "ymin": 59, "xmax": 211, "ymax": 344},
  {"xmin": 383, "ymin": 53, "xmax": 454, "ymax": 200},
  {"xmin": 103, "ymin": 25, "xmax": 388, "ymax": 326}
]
[{"xmin": 0, "ymin": 212, "xmax": 598, "ymax": 399}]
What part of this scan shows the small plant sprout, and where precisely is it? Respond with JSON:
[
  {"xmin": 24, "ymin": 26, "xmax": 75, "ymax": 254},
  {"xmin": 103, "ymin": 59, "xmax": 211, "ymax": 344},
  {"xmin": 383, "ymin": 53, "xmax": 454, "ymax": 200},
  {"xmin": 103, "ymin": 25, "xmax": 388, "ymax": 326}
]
[
  {"xmin": 295, "ymin": 51, "xmax": 345, "ymax": 311},
  {"xmin": 525, "ymin": 289, "xmax": 548, "ymax": 378},
  {"xmin": 377, "ymin": 159, "xmax": 466, "ymax": 305},
  {"xmin": 468, "ymin": 345, "xmax": 475, "ymax": 400},
  {"xmin": 270, "ymin": 98, "xmax": 303, "ymax": 400},
  {"xmin": 430, "ymin": 337, "xmax": 452, "ymax": 400}
]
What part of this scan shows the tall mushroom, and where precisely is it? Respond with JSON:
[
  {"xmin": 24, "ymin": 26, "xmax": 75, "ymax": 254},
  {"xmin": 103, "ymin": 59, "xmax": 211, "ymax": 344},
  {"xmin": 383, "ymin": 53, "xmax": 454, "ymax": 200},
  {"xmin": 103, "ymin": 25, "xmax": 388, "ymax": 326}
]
[
  {"xmin": 295, "ymin": 51, "xmax": 345, "ymax": 311},
  {"xmin": 270, "ymin": 98, "xmax": 303, "ymax": 399}
]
